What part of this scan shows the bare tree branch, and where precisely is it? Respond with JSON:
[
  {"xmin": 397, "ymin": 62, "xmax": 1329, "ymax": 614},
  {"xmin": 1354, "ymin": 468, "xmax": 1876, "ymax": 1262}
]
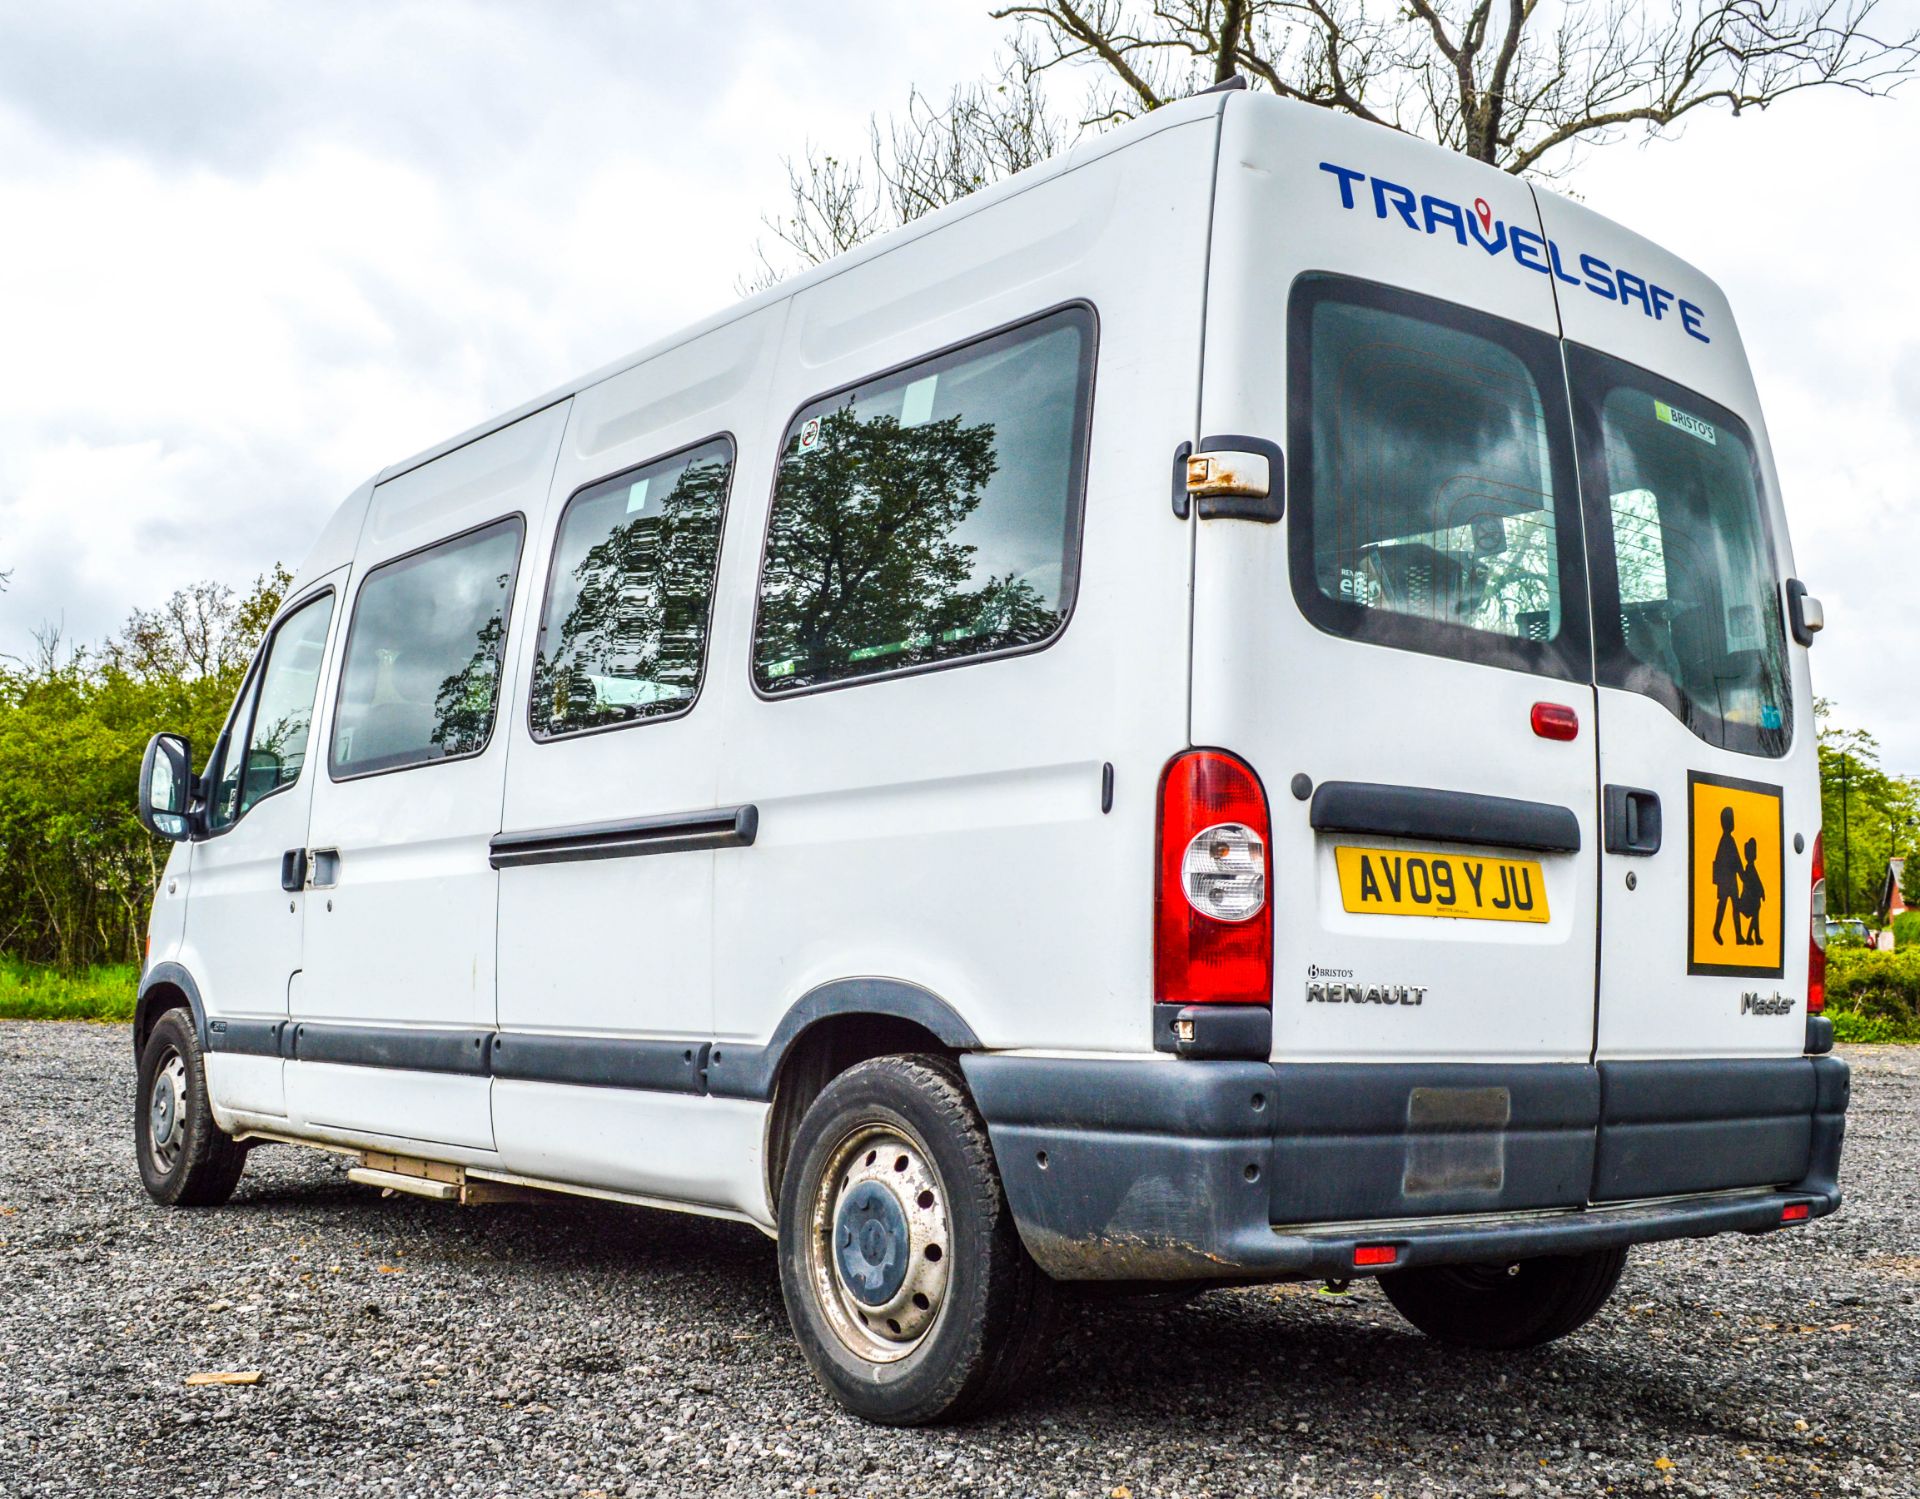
[{"xmin": 748, "ymin": 0, "xmax": 1917, "ymax": 282}]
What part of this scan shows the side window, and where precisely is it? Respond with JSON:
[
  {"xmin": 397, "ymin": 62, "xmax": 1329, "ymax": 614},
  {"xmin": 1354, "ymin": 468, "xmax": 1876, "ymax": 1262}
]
[
  {"xmin": 206, "ymin": 673, "xmax": 262, "ymax": 833},
  {"xmin": 1570, "ymin": 346, "xmax": 1791, "ymax": 757},
  {"xmin": 530, "ymin": 437, "xmax": 732, "ymax": 738},
  {"xmin": 330, "ymin": 518, "xmax": 525, "ymax": 779},
  {"xmin": 752, "ymin": 305, "xmax": 1095, "ymax": 694},
  {"xmin": 1288, "ymin": 276, "xmax": 1588, "ymax": 681},
  {"xmin": 206, "ymin": 592, "xmax": 334, "ymax": 831}
]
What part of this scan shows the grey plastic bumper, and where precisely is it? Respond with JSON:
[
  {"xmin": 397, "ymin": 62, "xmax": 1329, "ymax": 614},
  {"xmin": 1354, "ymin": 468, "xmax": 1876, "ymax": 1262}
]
[{"xmin": 961, "ymin": 1052, "xmax": 1848, "ymax": 1282}]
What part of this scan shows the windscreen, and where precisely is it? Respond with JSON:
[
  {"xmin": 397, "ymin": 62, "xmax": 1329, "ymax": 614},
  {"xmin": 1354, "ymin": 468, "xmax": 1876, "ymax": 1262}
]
[{"xmin": 1569, "ymin": 346, "xmax": 1791, "ymax": 757}]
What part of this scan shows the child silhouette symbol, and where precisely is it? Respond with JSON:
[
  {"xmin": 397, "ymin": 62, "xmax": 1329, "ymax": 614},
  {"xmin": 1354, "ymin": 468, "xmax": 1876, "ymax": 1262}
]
[
  {"xmin": 1738, "ymin": 836, "xmax": 1766, "ymax": 946},
  {"xmin": 1711, "ymin": 806, "xmax": 1742, "ymax": 945}
]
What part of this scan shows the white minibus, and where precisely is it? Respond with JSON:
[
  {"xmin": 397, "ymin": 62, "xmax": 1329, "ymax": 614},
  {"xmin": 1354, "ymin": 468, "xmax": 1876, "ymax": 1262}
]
[{"xmin": 132, "ymin": 88, "xmax": 1847, "ymax": 1425}]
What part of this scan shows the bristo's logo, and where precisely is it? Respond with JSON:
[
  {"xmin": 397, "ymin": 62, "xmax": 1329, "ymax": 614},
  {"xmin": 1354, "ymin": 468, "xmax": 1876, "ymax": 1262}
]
[{"xmin": 1319, "ymin": 162, "xmax": 1711, "ymax": 345}]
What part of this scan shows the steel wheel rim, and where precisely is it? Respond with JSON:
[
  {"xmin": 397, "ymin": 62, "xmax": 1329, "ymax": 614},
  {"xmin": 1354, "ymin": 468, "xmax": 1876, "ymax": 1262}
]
[
  {"xmin": 148, "ymin": 1048, "xmax": 188, "ymax": 1174},
  {"xmin": 806, "ymin": 1121, "xmax": 952, "ymax": 1364}
]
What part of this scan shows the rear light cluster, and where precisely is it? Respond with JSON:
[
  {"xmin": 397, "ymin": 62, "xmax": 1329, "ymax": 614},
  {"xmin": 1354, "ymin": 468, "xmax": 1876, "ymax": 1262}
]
[
  {"xmin": 1808, "ymin": 832, "xmax": 1826, "ymax": 1015},
  {"xmin": 1155, "ymin": 750, "xmax": 1273, "ymax": 1006}
]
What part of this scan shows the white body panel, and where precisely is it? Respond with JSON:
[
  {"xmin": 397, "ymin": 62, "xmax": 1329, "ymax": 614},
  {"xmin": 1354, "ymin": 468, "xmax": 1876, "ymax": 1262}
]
[{"xmin": 708, "ymin": 117, "xmax": 1211, "ymax": 1057}]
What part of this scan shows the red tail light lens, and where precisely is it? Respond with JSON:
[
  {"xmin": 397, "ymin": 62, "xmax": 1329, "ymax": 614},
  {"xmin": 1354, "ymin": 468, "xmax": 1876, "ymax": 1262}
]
[
  {"xmin": 1155, "ymin": 750, "xmax": 1273, "ymax": 1006},
  {"xmin": 1808, "ymin": 832, "xmax": 1826, "ymax": 1015},
  {"xmin": 1354, "ymin": 1244, "xmax": 1399, "ymax": 1267},
  {"xmin": 1781, "ymin": 1202, "xmax": 1811, "ymax": 1224}
]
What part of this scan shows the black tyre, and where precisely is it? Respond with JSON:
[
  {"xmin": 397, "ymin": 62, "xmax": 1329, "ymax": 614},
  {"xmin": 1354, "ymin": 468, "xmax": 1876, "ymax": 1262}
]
[
  {"xmin": 1379, "ymin": 1246, "xmax": 1629, "ymax": 1351},
  {"xmin": 777, "ymin": 1053, "xmax": 1055, "ymax": 1425},
  {"xmin": 135, "ymin": 1008, "xmax": 247, "ymax": 1207}
]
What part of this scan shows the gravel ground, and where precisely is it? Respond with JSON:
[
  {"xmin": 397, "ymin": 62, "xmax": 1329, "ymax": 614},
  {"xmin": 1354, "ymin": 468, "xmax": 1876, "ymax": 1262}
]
[{"xmin": 1, "ymin": 1022, "xmax": 1915, "ymax": 1499}]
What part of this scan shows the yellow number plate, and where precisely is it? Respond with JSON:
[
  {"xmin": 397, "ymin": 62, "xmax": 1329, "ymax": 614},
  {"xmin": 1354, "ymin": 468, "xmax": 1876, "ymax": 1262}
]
[{"xmin": 1334, "ymin": 846, "xmax": 1550, "ymax": 924}]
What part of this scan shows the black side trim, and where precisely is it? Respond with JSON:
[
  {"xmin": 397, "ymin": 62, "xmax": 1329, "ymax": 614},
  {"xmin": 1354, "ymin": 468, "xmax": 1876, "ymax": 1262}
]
[
  {"xmin": 1152, "ymin": 1002, "xmax": 1272, "ymax": 1059},
  {"xmin": 1806, "ymin": 1014, "xmax": 1834, "ymax": 1056},
  {"xmin": 490, "ymin": 805, "xmax": 758, "ymax": 869},
  {"xmin": 290, "ymin": 1023, "xmax": 491, "ymax": 1076},
  {"xmin": 1194, "ymin": 434, "xmax": 1284, "ymax": 522},
  {"xmin": 707, "ymin": 979, "xmax": 982, "ymax": 1101},
  {"xmin": 1309, "ymin": 780, "xmax": 1582, "ymax": 854},
  {"xmin": 135, "ymin": 962, "xmax": 208, "ymax": 1053},
  {"xmin": 204, "ymin": 1017, "xmax": 286, "ymax": 1058},
  {"xmin": 492, "ymin": 1034, "xmax": 709, "ymax": 1094}
]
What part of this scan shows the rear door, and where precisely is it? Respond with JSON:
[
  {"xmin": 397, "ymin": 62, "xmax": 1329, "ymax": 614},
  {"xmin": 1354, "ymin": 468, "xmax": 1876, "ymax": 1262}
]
[
  {"xmin": 1536, "ymin": 194, "xmax": 1815, "ymax": 1063},
  {"xmin": 1197, "ymin": 107, "xmax": 1601, "ymax": 1072},
  {"xmin": 1537, "ymin": 195, "xmax": 1820, "ymax": 1200},
  {"xmin": 1192, "ymin": 104, "xmax": 1606, "ymax": 1227}
]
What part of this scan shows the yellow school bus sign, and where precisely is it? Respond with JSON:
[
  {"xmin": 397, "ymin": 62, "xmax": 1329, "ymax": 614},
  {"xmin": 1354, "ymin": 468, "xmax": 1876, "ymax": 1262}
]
[{"xmin": 1687, "ymin": 770, "xmax": 1785, "ymax": 978}]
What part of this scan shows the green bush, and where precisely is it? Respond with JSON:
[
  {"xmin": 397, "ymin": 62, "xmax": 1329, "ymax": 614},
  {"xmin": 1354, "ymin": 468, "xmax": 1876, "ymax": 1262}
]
[
  {"xmin": 0, "ymin": 955, "xmax": 138, "ymax": 1022},
  {"xmin": 1823, "ymin": 945, "xmax": 1920, "ymax": 1043},
  {"xmin": 1891, "ymin": 911, "xmax": 1920, "ymax": 949}
]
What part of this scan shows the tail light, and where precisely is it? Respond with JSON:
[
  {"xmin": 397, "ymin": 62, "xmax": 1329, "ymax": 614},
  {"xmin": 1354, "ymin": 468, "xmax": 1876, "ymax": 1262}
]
[
  {"xmin": 1808, "ymin": 832, "xmax": 1826, "ymax": 1015},
  {"xmin": 1155, "ymin": 750, "xmax": 1273, "ymax": 1006}
]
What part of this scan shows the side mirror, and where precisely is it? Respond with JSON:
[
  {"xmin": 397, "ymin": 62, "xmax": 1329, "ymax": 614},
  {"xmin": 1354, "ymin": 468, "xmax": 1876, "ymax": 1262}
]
[{"xmin": 138, "ymin": 732, "xmax": 196, "ymax": 842}]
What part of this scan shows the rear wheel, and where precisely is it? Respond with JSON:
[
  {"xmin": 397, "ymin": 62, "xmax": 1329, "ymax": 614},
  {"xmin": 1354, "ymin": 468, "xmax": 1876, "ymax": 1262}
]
[
  {"xmin": 1378, "ymin": 1247, "xmax": 1628, "ymax": 1350},
  {"xmin": 777, "ymin": 1053, "xmax": 1055, "ymax": 1425},
  {"xmin": 135, "ymin": 1008, "xmax": 247, "ymax": 1207}
]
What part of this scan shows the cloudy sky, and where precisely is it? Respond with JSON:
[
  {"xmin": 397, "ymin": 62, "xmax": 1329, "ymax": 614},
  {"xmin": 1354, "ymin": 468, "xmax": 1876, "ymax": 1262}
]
[{"xmin": 3, "ymin": 1, "xmax": 1918, "ymax": 766}]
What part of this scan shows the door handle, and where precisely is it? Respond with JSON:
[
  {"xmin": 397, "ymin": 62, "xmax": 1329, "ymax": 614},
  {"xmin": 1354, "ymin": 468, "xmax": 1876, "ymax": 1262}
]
[
  {"xmin": 279, "ymin": 849, "xmax": 308, "ymax": 893},
  {"xmin": 308, "ymin": 848, "xmax": 341, "ymax": 888},
  {"xmin": 1603, "ymin": 786, "xmax": 1662, "ymax": 856}
]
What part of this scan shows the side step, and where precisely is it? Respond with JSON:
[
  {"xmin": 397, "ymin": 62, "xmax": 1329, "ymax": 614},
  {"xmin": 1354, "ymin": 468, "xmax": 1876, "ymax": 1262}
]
[{"xmin": 347, "ymin": 1150, "xmax": 549, "ymax": 1206}]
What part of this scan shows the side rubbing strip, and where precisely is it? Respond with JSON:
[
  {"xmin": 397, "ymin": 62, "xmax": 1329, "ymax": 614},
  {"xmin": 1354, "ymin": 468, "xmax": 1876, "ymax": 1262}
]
[
  {"xmin": 490, "ymin": 804, "xmax": 758, "ymax": 869},
  {"xmin": 1309, "ymin": 781, "xmax": 1581, "ymax": 854}
]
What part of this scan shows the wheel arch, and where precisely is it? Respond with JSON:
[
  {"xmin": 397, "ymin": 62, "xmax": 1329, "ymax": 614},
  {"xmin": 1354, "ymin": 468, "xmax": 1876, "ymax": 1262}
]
[
  {"xmin": 134, "ymin": 962, "xmax": 206, "ymax": 1056},
  {"xmin": 750, "ymin": 978, "xmax": 982, "ymax": 1213}
]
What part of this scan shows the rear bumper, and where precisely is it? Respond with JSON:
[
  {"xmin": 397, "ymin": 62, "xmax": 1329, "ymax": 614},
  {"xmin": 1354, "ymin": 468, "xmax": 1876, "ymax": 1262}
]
[{"xmin": 961, "ymin": 1052, "xmax": 1848, "ymax": 1282}]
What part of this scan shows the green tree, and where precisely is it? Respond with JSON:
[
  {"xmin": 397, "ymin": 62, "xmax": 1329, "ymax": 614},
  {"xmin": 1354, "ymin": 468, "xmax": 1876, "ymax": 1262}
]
[
  {"xmin": 0, "ymin": 566, "xmax": 288, "ymax": 969},
  {"xmin": 1816, "ymin": 698, "xmax": 1919, "ymax": 921}
]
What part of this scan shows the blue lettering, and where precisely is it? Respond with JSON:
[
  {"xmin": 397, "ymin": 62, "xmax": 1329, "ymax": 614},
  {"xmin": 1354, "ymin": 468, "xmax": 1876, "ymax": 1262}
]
[
  {"xmin": 1580, "ymin": 254, "xmax": 1619, "ymax": 301},
  {"xmin": 1421, "ymin": 195, "xmax": 1467, "ymax": 245},
  {"xmin": 1616, "ymin": 269, "xmax": 1654, "ymax": 316},
  {"xmin": 1547, "ymin": 240, "xmax": 1583, "ymax": 287},
  {"xmin": 1371, "ymin": 177, "xmax": 1419, "ymax": 229},
  {"xmin": 1680, "ymin": 299, "xmax": 1711, "ymax": 344},
  {"xmin": 1318, "ymin": 161, "xmax": 1366, "ymax": 210},
  {"xmin": 1648, "ymin": 284, "xmax": 1676, "ymax": 321},
  {"xmin": 1468, "ymin": 211, "xmax": 1507, "ymax": 256},
  {"xmin": 1510, "ymin": 227, "xmax": 1551, "ymax": 274}
]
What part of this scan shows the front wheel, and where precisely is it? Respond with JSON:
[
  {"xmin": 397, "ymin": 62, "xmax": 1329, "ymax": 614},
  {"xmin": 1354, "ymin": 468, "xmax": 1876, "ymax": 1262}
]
[
  {"xmin": 135, "ymin": 1008, "xmax": 247, "ymax": 1207},
  {"xmin": 777, "ymin": 1054, "xmax": 1055, "ymax": 1425},
  {"xmin": 1379, "ymin": 1246, "xmax": 1629, "ymax": 1351}
]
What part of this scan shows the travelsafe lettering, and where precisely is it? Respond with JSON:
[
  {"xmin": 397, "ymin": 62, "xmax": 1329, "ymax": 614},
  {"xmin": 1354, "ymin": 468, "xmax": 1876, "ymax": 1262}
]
[{"xmin": 1318, "ymin": 162, "xmax": 1711, "ymax": 345}]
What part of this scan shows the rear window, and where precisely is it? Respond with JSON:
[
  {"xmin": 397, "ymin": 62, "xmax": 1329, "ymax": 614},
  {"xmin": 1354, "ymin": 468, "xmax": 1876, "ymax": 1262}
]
[
  {"xmin": 751, "ymin": 305, "xmax": 1095, "ymax": 695},
  {"xmin": 1288, "ymin": 276, "xmax": 1589, "ymax": 681},
  {"xmin": 1569, "ymin": 346, "xmax": 1791, "ymax": 756}
]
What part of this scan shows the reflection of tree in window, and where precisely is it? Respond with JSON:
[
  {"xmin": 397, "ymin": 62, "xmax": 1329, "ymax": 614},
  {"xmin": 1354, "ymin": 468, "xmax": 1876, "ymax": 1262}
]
[
  {"xmin": 430, "ymin": 572, "xmax": 513, "ymax": 754},
  {"xmin": 532, "ymin": 454, "xmax": 729, "ymax": 736},
  {"xmin": 756, "ymin": 404, "xmax": 1059, "ymax": 690}
]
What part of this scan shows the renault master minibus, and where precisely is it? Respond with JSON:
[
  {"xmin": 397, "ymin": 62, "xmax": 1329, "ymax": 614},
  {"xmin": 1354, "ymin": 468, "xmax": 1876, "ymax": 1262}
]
[{"xmin": 132, "ymin": 88, "xmax": 1846, "ymax": 1425}]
